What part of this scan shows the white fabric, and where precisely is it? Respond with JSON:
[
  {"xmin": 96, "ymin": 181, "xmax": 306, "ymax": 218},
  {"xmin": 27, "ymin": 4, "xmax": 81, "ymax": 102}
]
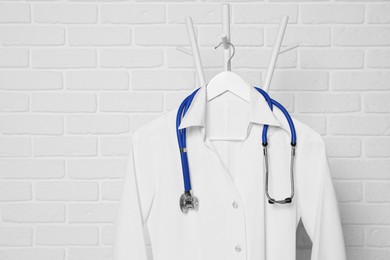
[{"xmin": 112, "ymin": 85, "xmax": 347, "ymax": 260}]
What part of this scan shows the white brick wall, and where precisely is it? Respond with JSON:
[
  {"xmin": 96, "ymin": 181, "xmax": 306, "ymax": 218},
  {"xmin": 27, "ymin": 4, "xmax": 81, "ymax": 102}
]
[{"xmin": 0, "ymin": 1, "xmax": 389, "ymax": 260}]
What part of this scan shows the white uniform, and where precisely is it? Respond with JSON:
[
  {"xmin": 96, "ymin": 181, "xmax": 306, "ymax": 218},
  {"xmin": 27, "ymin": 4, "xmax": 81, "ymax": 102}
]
[{"xmin": 112, "ymin": 86, "xmax": 347, "ymax": 260}]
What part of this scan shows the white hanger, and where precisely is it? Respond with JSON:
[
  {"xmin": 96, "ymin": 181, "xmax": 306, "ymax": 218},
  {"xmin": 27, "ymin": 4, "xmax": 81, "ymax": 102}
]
[{"xmin": 205, "ymin": 4, "xmax": 251, "ymax": 103}]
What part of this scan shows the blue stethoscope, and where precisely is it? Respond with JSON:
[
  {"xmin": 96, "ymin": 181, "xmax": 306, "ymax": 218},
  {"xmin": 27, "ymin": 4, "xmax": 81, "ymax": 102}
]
[{"xmin": 176, "ymin": 86, "xmax": 297, "ymax": 214}]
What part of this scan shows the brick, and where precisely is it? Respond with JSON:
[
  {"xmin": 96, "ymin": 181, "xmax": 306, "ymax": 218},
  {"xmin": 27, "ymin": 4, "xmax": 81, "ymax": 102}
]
[
  {"xmin": 0, "ymin": 115, "xmax": 63, "ymax": 135},
  {"xmin": 68, "ymin": 159, "xmax": 127, "ymax": 179},
  {"xmin": 66, "ymin": 71, "xmax": 128, "ymax": 90},
  {"xmin": 333, "ymin": 182, "xmax": 362, "ymax": 202},
  {"xmin": 342, "ymin": 225, "xmax": 364, "ymax": 246},
  {"xmin": 34, "ymin": 137, "xmax": 97, "ymax": 157},
  {"xmin": 296, "ymin": 93, "xmax": 360, "ymax": 112},
  {"xmin": 323, "ymin": 137, "xmax": 361, "ymax": 157},
  {"xmin": 69, "ymin": 26, "xmax": 131, "ymax": 45},
  {"xmin": 69, "ymin": 248, "xmax": 112, "ymax": 260},
  {"xmin": 67, "ymin": 115, "xmax": 130, "ymax": 134},
  {"xmin": 364, "ymin": 93, "xmax": 390, "ymax": 112},
  {"xmin": 329, "ymin": 115, "xmax": 390, "ymax": 135},
  {"xmin": 0, "ymin": 71, "xmax": 62, "ymax": 90},
  {"xmin": 0, "ymin": 137, "xmax": 31, "ymax": 157},
  {"xmin": 36, "ymin": 226, "xmax": 98, "ymax": 245},
  {"xmin": 347, "ymin": 248, "xmax": 390, "ymax": 260},
  {"xmin": 367, "ymin": 4, "xmax": 390, "ymax": 24},
  {"xmin": 134, "ymin": 26, "xmax": 189, "ymax": 46},
  {"xmin": 0, "ymin": 249, "xmax": 64, "ymax": 260},
  {"xmin": 0, "ymin": 93, "xmax": 29, "ymax": 112},
  {"xmin": 367, "ymin": 227, "xmax": 390, "ymax": 246},
  {"xmin": 32, "ymin": 49, "xmax": 96, "ymax": 68},
  {"xmin": 0, "ymin": 26, "xmax": 64, "ymax": 46},
  {"xmin": 132, "ymin": 70, "xmax": 195, "ymax": 90},
  {"xmin": 35, "ymin": 182, "xmax": 98, "ymax": 201},
  {"xmin": 68, "ymin": 203, "xmax": 118, "ymax": 223},
  {"xmin": 367, "ymin": 49, "xmax": 390, "ymax": 68},
  {"xmin": 100, "ymin": 137, "xmax": 131, "ymax": 156},
  {"xmin": 167, "ymin": 48, "xmax": 223, "ymax": 68},
  {"xmin": 329, "ymin": 159, "xmax": 390, "ymax": 179},
  {"xmin": 365, "ymin": 183, "xmax": 390, "ymax": 202},
  {"xmin": 0, "ymin": 182, "xmax": 31, "ymax": 201},
  {"xmin": 293, "ymin": 115, "xmax": 326, "ymax": 135},
  {"xmin": 168, "ymin": 4, "xmax": 221, "ymax": 24},
  {"xmin": 0, "ymin": 159, "xmax": 64, "ymax": 179},
  {"xmin": 101, "ymin": 4, "xmax": 165, "ymax": 24},
  {"xmin": 300, "ymin": 49, "xmax": 364, "ymax": 69},
  {"xmin": 0, "ymin": 227, "xmax": 32, "ymax": 246},
  {"xmin": 0, "ymin": 3, "xmax": 30, "ymax": 23},
  {"xmin": 101, "ymin": 225, "xmax": 114, "ymax": 245},
  {"xmin": 199, "ymin": 26, "xmax": 264, "ymax": 46},
  {"xmin": 334, "ymin": 27, "xmax": 390, "ymax": 46},
  {"xmin": 32, "ymin": 93, "xmax": 96, "ymax": 113},
  {"xmin": 340, "ymin": 205, "xmax": 390, "ymax": 224},
  {"xmin": 2, "ymin": 203, "xmax": 65, "ymax": 223},
  {"xmin": 0, "ymin": 48, "xmax": 29, "ymax": 67},
  {"xmin": 34, "ymin": 4, "xmax": 97, "ymax": 24},
  {"xmin": 102, "ymin": 181, "xmax": 123, "ymax": 200},
  {"xmin": 234, "ymin": 49, "xmax": 297, "ymax": 68},
  {"xmin": 234, "ymin": 4, "xmax": 298, "ymax": 24},
  {"xmin": 269, "ymin": 71, "xmax": 329, "ymax": 91},
  {"xmin": 100, "ymin": 92, "xmax": 163, "ymax": 112},
  {"xmin": 101, "ymin": 49, "xmax": 163, "ymax": 68},
  {"xmin": 266, "ymin": 27, "xmax": 330, "ymax": 47},
  {"xmin": 301, "ymin": 4, "xmax": 364, "ymax": 24},
  {"xmin": 365, "ymin": 138, "xmax": 390, "ymax": 157},
  {"xmin": 332, "ymin": 72, "xmax": 390, "ymax": 91}
]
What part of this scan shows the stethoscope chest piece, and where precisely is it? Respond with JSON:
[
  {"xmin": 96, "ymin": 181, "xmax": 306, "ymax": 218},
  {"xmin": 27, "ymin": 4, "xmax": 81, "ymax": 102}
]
[{"xmin": 180, "ymin": 191, "xmax": 199, "ymax": 214}]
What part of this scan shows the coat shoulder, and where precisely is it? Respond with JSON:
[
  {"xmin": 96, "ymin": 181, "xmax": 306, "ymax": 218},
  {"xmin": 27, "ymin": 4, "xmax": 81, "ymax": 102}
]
[
  {"xmin": 132, "ymin": 109, "xmax": 177, "ymax": 143},
  {"xmin": 291, "ymin": 116, "xmax": 326, "ymax": 148}
]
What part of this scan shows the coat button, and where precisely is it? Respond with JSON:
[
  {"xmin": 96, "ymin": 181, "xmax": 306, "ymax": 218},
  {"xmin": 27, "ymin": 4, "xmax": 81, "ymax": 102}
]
[
  {"xmin": 235, "ymin": 245, "xmax": 242, "ymax": 252},
  {"xmin": 232, "ymin": 201, "xmax": 239, "ymax": 209}
]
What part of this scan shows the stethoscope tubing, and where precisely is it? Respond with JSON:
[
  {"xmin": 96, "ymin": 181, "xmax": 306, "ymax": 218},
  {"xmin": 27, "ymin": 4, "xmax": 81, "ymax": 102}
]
[
  {"xmin": 176, "ymin": 88, "xmax": 201, "ymax": 193},
  {"xmin": 176, "ymin": 86, "xmax": 297, "ymax": 209},
  {"xmin": 254, "ymin": 87, "xmax": 296, "ymax": 146}
]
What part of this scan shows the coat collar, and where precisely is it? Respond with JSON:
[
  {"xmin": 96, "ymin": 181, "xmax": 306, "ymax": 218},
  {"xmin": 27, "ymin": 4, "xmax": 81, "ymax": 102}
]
[{"xmin": 178, "ymin": 83, "xmax": 282, "ymax": 131}]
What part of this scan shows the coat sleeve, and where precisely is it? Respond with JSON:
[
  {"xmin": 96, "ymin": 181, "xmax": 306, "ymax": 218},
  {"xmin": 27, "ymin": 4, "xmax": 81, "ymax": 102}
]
[
  {"xmin": 112, "ymin": 132, "xmax": 152, "ymax": 260},
  {"xmin": 297, "ymin": 137, "xmax": 347, "ymax": 260}
]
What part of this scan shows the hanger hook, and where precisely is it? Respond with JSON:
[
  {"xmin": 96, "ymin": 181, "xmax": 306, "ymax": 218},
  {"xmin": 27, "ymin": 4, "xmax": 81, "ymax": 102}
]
[{"xmin": 214, "ymin": 41, "xmax": 236, "ymax": 66}]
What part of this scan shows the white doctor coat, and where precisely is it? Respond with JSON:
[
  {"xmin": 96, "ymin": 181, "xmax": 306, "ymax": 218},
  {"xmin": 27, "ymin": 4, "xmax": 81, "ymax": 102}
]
[{"xmin": 112, "ymin": 86, "xmax": 347, "ymax": 260}]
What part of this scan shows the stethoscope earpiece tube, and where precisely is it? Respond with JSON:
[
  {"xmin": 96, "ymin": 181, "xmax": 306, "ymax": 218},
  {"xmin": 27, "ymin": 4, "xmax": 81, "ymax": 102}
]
[{"xmin": 255, "ymin": 87, "xmax": 296, "ymax": 205}]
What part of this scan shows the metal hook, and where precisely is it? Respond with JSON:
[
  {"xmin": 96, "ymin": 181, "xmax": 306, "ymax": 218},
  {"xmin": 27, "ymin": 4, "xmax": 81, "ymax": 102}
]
[{"xmin": 214, "ymin": 41, "xmax": 236, "ymax": 67}]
